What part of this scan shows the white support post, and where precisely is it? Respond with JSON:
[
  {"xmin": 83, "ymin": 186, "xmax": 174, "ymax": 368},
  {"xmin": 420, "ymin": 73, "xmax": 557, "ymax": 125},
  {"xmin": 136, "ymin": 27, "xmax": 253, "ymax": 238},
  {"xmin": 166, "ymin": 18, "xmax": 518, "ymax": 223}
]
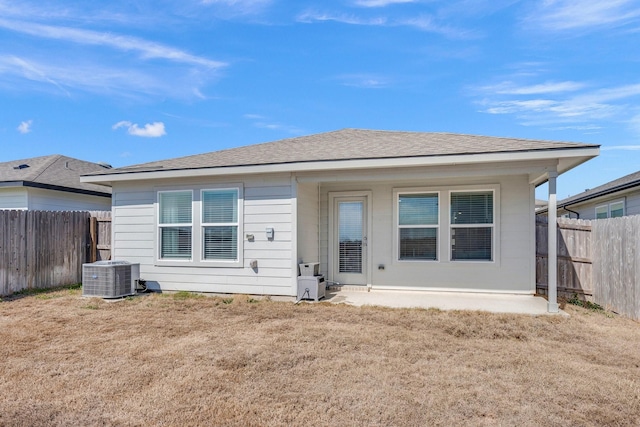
[{"xmin": 547, "ymin": 171, "xmax": 559, "ymax": 313}]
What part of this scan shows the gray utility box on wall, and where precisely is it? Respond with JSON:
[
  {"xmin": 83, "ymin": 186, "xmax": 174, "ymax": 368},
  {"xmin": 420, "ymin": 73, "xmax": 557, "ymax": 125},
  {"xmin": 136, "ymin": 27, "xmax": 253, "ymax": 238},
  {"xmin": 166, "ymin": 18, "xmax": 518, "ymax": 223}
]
[
  {"xmin": 82, "ymin": 261, "xmax": 140, "ymax": 298},
  {"xmin": 297, "ymin": 262, "xmax": 325, "ymax": 301}
]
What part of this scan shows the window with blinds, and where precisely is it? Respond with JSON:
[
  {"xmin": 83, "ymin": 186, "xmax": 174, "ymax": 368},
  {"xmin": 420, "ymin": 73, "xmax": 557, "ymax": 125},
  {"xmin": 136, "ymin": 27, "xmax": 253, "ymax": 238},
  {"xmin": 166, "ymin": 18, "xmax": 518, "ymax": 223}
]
[
  {"xmin": 450, "ymin": 191, "xmax": 493, "ymax": 261},
  {"xmin": 159, "ymin": 191, "xmax": 193, "ymax": 259},
  {"xmin": 202, "ymin": 189, "xmax": 239, "ymax": 260},
  {"xmin": 398, "ymin": 193, "xmax": 438, "ymax": 260}
]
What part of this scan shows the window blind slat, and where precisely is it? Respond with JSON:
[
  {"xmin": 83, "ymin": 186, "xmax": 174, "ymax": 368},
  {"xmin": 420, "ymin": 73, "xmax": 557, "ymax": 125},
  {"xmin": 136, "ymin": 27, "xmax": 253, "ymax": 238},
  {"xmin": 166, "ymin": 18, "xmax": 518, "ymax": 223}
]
[
  {"xmin": 399, "ymin": 228, "xmax": 437, "ymax": 260},
  {"xmin": 161, "ymin": 227, "xmax": 192, "ymax": 259},
  {"xmin": 159, "ymin": 192, "xmax": 192, "ymax": 224},
  {"xmin": 399, "ymin": 194, "xmax": 438, "ymax": 225},
  {"xmin": 203, "ymin": 190, "xmax": 238, "ymax": 223},
  {"xmin": 338, "ymin": 201, "xmax": 363, "ymax": 273},
  {"xmin": 203, "ymin": 226, "xmax": 238, "ymax": 260},
  {"xmin": 451, "ymin": 192, "xmax": 493, "ymax": 224}
]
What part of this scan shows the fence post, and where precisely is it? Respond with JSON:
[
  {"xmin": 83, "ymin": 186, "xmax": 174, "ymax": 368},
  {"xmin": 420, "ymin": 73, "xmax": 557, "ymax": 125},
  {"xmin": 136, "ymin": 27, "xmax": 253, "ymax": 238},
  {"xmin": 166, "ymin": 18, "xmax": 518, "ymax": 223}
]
[{"xmin": 89, "ymin": 216, "xmax": 98, "ymax": 263}]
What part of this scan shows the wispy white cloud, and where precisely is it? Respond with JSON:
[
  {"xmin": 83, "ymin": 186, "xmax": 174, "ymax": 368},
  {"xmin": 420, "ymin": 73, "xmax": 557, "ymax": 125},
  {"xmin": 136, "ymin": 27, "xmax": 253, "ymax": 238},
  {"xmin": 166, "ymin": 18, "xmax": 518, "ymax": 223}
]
[
  {"xmin": 354, "ymin": 0, "xmax": 416, "ymax": 7},
  {"xmin": 112, "ymin": 121, "xmax": 166, "ymax": 137},
  {"xmin": 0, "ymin": 55, "xmax": 203, "ymax": 99},
  {"xmin": 526, "ymin": 0, "xmax": 640, "ymax": 32},
  {"xmin": 475, "ymin": 77, "xmax": 640, "ymax": 133},
  {"xmin": 17, "ymin": 120, "xmax": 33, "ymax": 134},
  {"xmin": 297, "ymin": 10, "xmax": 473, "ymax": 38},
  {"xmin": 0, "ymin": 18, "xmax": 225, "ymax": 69},
  {"xmin": 335, "ymin": 73, "xmax": 391, "ymax": 88},
  {"xmin": 243, "ymin": 114, "xmax": 302, "ymax": 134},
  {"xmin": 297, "ymin": 10, "xmax": 387, "ymax": 26},
  {"xmin": 200, "ymin": 0, "xmax": 272, "ymax": 13},
  {"xmin": 479, "ymin": 80, "xmax": 586, "ymax": 95}
]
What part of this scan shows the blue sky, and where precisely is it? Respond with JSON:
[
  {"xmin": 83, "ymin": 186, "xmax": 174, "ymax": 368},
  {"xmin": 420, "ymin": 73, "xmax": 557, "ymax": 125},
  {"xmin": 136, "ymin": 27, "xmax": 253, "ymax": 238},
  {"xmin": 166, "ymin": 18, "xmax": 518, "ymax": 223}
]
[{"xmin": 1, "ymin": 0, "xmax": 639, "ymax": 199}]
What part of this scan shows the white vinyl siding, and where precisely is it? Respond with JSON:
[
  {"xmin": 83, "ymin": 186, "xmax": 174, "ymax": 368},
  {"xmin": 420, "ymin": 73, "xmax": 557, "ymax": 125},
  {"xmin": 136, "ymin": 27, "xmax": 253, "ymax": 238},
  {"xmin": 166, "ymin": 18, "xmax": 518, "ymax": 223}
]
[
  {"xmin": 0, "ymin": 187, "xmax": 110, "ymax": 211},
  {"xmin": 0, "ymin": 188, "xmax": 28, "ymax": 210},
  {"xmin": 111, "ymin": 175, "xmax": 293, "ymax": 296},
  {"xmin": 450, "ymin": 191, "xmax": 494, "ymax": 261},
  {"xmin": 396, "ymin": 192, "xmax": 438, "ymax": 261}
]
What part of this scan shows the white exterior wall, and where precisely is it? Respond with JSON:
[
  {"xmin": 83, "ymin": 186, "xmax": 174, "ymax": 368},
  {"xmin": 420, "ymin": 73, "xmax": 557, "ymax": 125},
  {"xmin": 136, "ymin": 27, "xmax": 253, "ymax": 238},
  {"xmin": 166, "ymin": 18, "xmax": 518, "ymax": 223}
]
[
  {"xmin": 296, "ymin": 182, "xmax": 319, "ymax": 266},
  {"xmin": 111, "ymin": 174, "xmax": 295, "ymax": 296},
  {"xmin": 0, "ymin": 188, "xmax": 28, "ymax": 209},
  {"xmin": 27, "ymin": 188, "xmax": 111, "ymax": 211},
  {"xmin": 317, "ymin": 174, "xmax": 534, "ymax": 293}
]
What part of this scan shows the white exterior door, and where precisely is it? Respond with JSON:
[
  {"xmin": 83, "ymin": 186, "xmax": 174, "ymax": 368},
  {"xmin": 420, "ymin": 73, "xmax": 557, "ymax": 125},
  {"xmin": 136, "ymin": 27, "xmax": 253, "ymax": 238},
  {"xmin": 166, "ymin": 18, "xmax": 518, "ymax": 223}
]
[{"xmin": 331, "ymin": 195, "xmax": 369, "ymax": 285}]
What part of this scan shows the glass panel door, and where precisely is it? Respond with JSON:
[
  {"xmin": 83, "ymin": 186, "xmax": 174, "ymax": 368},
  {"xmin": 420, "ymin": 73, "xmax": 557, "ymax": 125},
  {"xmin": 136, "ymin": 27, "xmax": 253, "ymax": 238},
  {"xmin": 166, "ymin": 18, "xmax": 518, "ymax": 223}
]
[
  {"xmin": 339, "ymin": 201, "xmax": 363, "ymax": 273},
  {"xmin": 333, "ymin": 195, "xmax": 368, "ymax": 285}
]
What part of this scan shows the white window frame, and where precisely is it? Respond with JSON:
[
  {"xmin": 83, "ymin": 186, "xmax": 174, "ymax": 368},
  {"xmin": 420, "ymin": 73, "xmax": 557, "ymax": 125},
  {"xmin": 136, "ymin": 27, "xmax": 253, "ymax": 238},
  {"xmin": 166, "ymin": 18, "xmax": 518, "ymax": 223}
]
[
  {"xmin": 595, "ymin": 204, "xmax": 609, "ymax": 219},
  {"xmin": 155, "ymin": 184, "xmax": 243, "ymax": 268},
  {"xmin": 449, "ymin": 189, "xmax": 495, "ymax": 263},
  {"xmin": 393, "ymin": 190, "xmax": 440, "ymax": 262},
  {"xmin": 201, "ymin": 188, "xmax": 241, "ymax": 264},
  {"xmin": 596, "ymin": 200, "xmax": 625, "ymax": 219},
  {"xmin": 157, "ymin": 189, "xmax": 194, "ymax": 262}
]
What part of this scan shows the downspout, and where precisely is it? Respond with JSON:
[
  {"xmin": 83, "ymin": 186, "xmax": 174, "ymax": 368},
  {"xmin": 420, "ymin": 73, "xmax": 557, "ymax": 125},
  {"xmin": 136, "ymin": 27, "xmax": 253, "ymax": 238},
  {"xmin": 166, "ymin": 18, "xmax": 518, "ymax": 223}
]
[{"xmin": 563, "ymin": 206, "xmax": 580, "ymax": 219}]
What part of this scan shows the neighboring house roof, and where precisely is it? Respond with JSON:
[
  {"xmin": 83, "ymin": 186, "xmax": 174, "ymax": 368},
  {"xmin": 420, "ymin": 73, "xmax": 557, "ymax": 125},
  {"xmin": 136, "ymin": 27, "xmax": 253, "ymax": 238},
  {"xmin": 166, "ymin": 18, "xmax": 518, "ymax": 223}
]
[
  {"xmin": 539, "ymin": 169, "xmax": 640, "ymax": 213},
  {"xmin": 82, "ymin": 128, "xmax": 599, "ymax": 185},
  {"xmin": 0, "ymin": 155, "xmax": 112, "ymax": 197}
]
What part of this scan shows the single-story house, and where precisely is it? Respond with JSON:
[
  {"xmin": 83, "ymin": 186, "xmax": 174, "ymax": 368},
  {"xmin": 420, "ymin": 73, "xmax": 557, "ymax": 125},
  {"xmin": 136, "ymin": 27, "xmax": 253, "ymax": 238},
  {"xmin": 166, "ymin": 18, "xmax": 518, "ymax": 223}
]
[
  {"xmin": 82, "ymin": 129, "xmax": 599, "ymax": 312},
  {"xmin": 537, "ymin": 169, "xmax": 640, "ymax": 219},
  {"xmin": 0, "ymin": 155, "xmax": 112, "ymax": 211}
]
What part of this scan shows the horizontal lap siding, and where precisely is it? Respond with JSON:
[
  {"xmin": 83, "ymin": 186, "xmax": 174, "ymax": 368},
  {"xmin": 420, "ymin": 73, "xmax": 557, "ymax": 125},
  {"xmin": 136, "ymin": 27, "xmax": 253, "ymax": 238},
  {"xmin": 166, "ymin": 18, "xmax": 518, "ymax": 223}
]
[
  {"xmin": 27, "ymin": 188, "xmax": 111, "ymax": 211},
  {"xmin": 0, "ymin": 188, "xmax": 27, "ymax": 210},
  {"xmin": 111, "ymin": 176, "xmax": 294, "ymax": 296}
]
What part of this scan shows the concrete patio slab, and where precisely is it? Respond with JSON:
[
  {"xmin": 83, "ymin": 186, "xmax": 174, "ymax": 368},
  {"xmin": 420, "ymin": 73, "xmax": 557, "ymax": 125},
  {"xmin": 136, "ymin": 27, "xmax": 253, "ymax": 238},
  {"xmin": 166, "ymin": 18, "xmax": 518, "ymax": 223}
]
[{"xmin": 321, "ymin": 288, "xmax": 566, "ymax": 316}]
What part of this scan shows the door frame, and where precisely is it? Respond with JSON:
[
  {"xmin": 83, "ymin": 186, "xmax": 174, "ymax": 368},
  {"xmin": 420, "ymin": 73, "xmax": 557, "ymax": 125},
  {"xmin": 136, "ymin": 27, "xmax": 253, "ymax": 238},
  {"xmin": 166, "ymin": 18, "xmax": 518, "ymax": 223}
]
[{"xmin": 328, "ymin": 191, "xmax": 372, "ymax": 286}]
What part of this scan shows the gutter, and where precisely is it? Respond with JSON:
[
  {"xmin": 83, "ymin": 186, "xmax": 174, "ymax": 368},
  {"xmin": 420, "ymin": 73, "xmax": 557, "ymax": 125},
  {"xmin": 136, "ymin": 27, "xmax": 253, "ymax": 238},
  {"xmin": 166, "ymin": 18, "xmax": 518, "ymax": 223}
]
[{"xmin": 0, "ymin": 180, "xmax": 111, "ymax": 198}]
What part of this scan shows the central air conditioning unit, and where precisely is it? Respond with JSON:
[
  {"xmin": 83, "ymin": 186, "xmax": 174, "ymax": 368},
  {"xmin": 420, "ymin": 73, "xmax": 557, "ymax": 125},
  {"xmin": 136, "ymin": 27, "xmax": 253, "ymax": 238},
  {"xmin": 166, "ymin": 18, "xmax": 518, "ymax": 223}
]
[{"xmin": 82, "ymin": 261, "xmax": 140, "ymax": 298}]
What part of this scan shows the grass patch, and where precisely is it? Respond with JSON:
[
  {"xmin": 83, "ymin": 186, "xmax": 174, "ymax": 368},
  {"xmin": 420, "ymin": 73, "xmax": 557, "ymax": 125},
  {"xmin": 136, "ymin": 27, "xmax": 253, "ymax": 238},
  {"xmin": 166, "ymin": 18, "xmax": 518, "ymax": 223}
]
[
  {"xmin": 0, "ymin": 293, "xmax": 638, "ymax": 426},
  {"xmin": 171, "ymin": 291, "xmax": 204, "ymax": 300},
  {"xmin": 567, "ymin": 293, "xmax": 605, "ymax": 311}
]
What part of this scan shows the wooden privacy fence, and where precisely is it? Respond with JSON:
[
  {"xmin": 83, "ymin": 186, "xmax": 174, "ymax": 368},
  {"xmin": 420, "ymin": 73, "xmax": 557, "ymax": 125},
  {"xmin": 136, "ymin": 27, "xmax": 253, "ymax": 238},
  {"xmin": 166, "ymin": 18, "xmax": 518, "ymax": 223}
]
[
  {"xmin": 536, "ymin": 217, "xmax": 593, "ymax": 297},
  {"xmin": 592, "ymin": 216, "xmax": 640, "ymax": 321},
  {"xmin": 0, "ymin": 210, "xmax": 111, "ymax": 296},
  {"xmin": 536, "ymin": 215, "xmax": 640, "ymax": 320}
]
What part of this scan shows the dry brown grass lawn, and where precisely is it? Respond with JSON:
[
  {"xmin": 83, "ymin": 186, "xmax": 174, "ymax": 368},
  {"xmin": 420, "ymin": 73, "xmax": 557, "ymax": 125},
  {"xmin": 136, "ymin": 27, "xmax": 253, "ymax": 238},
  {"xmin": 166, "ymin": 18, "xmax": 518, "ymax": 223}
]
[{"xmin": 1, "ymin": 288, "xmax": 639, "ymax": 426}]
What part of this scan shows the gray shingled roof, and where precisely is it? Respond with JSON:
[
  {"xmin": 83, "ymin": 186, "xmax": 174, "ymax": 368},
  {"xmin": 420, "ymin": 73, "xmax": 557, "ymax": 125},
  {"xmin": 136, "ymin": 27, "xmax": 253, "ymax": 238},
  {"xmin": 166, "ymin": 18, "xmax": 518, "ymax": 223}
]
[
  {"xmin": 0, "ymin": 155, "xmax": 112, "ymax": 195},
  {"xmin": 556, "ymin": 169, "xmax": 640, "ymax": 208},
  {"xmin": 86, "ymin": 128, "xmax": 598, "ymax": 176}
]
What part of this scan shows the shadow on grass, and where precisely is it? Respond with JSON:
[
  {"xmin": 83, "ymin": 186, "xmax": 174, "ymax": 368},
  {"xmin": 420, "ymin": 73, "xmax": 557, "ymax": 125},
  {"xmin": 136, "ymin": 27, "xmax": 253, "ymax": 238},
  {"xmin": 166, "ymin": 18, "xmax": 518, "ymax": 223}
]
[{"xmin": 0, "ymin": 283, "xmax": 82, "ymax": 302}]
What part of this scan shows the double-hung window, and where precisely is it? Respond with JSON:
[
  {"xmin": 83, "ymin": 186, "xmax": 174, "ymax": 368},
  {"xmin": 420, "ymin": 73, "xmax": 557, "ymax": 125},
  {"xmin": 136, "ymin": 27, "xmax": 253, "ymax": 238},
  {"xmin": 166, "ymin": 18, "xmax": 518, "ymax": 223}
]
[
  {"xmin": 157, "ymin": 186, "xmax": 242, "ymax": 265},
  {"xmin": 158, "ymin": 191, "xmax": 193, "ymax": 260},
  {"xmin": 397, "ymin": 193, "xmax": 439, "ymax": 261},
  {"xmin": 596, "ymin": 200, "xmax": 624, "ymax": 219},
  {"xmin": 202, "ymin": 189, "xmax": 239, "ymax": 261},
  {"xmin": 450, "ymin": 191, "xmax": 494, "ymax": 261}
]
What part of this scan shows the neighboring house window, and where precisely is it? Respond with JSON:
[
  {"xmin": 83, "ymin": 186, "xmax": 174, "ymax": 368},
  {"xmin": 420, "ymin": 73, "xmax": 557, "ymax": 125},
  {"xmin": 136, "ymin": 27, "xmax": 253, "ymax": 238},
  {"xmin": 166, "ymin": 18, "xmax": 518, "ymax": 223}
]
[
  {"xmin": 610, "ymin": 201, "xmax": 624, "ymax": 218},
  {"xmin": 158, "ymin": 190, "xmax": 193, "ymax": 260},
  {"xmin": 596, "ymin": 200, "xmax": 625, "ymax": 219},
  {"xmin": 450, "ymin": 191, "xmax": 493, "ymax": 261},
  {"xmin": 397, "ymin": 193, "xmax": 439, "ymax": 261},
  {"xmin": 202, "ymin": 189, "xmax": 239, "ymax": 261}
]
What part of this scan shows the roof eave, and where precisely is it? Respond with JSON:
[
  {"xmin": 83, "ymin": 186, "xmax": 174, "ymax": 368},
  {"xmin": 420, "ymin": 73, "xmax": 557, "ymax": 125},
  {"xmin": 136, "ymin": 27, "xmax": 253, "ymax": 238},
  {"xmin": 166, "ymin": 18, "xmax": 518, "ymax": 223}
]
[{"xmin": 81, "ymin": 146, "xmax": 600, "ymax": 185}]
